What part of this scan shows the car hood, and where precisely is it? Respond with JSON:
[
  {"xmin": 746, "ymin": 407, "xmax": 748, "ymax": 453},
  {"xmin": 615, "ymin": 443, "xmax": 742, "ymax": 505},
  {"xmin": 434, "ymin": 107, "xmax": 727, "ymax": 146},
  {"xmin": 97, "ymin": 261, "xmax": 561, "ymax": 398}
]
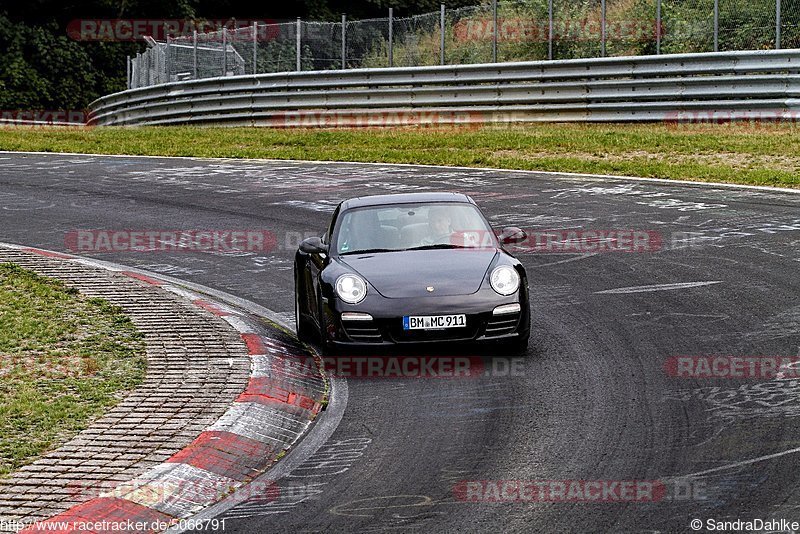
[{"xmin": 338, "ymin": 249, "xmax": 498, "ymax": 298}]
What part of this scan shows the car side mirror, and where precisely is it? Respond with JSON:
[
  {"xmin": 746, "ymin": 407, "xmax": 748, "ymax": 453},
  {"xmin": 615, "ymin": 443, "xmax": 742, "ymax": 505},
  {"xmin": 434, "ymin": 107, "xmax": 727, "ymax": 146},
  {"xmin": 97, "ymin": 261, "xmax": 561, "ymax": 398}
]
[
  {"xmin": 300, "ymin": 237, "xmax": 329, "ymax": 254},
  {"xmin": 498, "ymin": 227, "xmax": 527, "ymax": 245}
]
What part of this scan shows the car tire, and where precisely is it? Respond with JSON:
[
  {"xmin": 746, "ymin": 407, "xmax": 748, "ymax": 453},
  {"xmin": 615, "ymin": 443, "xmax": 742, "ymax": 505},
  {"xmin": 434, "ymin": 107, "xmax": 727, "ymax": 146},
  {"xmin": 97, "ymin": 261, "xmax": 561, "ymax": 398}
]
[
  {"xmin": 318, "ymin": 322, "xmax": 339, "ymax": 356},
  {"xmin": 295, "ymin": 292, "xmax": 314, "ymax": 343},
  {"xmin": 294, "ymin": 270, "xmax": 314, "ymax": 343},
  {"xmin": 508, "ymin": 333, "xmax": 529, "ymax": 356},
  {"xmin": 317, "ymin": 296, "xmax": 339, "ymax": 356},
  {"xmin": 507, "ymin": 310, "xmax": 530, "ymax": 356}
]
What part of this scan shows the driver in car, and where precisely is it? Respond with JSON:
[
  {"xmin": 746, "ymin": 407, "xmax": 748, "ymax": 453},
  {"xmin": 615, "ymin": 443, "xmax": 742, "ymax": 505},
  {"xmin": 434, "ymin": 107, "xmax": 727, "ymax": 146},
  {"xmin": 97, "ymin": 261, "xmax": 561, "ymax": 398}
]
[{"xmin": 421, "ymin": 207, "xmax": 454, "ymax": 245}]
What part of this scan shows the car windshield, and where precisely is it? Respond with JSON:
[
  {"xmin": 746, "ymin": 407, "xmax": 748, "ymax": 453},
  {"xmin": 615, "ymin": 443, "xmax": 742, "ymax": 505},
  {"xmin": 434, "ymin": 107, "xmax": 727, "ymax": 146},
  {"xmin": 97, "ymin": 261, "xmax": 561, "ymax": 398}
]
[{"xmin": 334, "ymin": 202, "xmax": 496, "ymax": 255}]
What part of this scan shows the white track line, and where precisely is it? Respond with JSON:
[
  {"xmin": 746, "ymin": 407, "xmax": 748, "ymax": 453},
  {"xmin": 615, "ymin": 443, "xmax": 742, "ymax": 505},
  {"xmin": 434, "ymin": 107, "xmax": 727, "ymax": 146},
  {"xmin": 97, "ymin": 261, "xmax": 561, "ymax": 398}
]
[{"xmin": 595, "ymin": 281, "xmax": 723, "ymax": 294}]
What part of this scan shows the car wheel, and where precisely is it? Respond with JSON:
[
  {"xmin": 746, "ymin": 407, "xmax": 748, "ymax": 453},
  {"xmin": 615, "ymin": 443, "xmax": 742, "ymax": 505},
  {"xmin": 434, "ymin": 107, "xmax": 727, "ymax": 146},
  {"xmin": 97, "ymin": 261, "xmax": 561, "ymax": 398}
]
[
  {"xmin": 512, "ymin": 305, "xmax": 531, "ymax": 356},
  {"xmin": 318, "ymin": 318, "xmax": 339, "ymax": 356},
  {"xmin": 294, "ymin": 270, "xmax": 314, "ymax": 343},
  {"xmin": 320, "ymin": 334, "xmax": 338, "ymax": 356},
  {"xmin": 508, "ymin": 333, "xmax": 530, "ymax": 356},
  {"xmin": 295, "ymin": 291, "xmax": 314, "ymax": 343},
  {"xmin": 316, "ymin": 295, "xmax": 339, "ymax": 356}
]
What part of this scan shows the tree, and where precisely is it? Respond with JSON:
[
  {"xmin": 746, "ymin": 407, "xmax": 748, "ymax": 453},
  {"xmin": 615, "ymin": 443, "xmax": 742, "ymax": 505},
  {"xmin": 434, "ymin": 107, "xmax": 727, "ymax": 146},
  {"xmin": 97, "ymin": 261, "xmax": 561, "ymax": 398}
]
[{"xmin": 2, "ymin": 0, "xmax": 485, "ymax": 111}]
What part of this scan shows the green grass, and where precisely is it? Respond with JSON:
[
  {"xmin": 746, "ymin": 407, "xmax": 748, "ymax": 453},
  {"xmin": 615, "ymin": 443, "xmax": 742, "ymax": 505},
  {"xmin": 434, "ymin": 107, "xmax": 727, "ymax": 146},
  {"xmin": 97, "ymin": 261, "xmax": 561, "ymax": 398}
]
[
  {"xmin": 0, "ymin": 123, "xmax": 799, "ymax": 187},
  {"xmin": 0, "ymin": 264, "xmax": 145, "ymax": 478}
]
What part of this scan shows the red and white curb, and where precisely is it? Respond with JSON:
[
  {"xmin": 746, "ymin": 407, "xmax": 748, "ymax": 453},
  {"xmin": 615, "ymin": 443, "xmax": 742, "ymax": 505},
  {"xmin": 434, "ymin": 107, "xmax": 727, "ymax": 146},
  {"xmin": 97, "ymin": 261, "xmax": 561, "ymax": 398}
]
[{"xmin": 3, "ymin": 245, "xmax": 327, "ymax": 533}]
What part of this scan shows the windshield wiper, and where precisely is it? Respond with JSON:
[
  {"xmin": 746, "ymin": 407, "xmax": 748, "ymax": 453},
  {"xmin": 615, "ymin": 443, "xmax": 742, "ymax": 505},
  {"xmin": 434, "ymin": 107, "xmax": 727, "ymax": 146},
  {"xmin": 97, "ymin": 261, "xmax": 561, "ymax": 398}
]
[
  {"xmin": 340, "ymin": 248, "xmax": 398, "ymax": 255},
  {"xmin": 404, "ymin": 244, "xmax": 473, "ymax": 251}
]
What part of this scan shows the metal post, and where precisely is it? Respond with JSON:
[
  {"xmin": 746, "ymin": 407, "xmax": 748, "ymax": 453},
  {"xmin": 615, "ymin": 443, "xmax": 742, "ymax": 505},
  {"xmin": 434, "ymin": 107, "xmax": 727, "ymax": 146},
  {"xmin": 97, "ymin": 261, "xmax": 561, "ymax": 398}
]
[
  {"xmin": 776, "ymin": 0, "xmax": 781, "ymax": 49},
  {"xmin": 296, "ymin": 18, "xmax": 302, "ymax": 71},
  {"xmin": 656, "ymin": 0, "xmax": 661, "ymax": 54},
  {"xmin": 440, "ymin": 4, "xmax": 446, "ymax": 65},
  {"xmin": 548, "ymin": 0, "xmax": 554, "ymax": 60},
  {"xmin": 165, "ymin": 36, "xmax": 171, "ymax": 82},
  {"xmin": 342, "ymin": 14, "xmax": 347, "ymax": 69},
  {"xmin": 126, "ymin": 55, "xmax": 131, "ymax": 89},
  {"xmin": 193, "ymin": 30, "xmax": 198, "ymax": 78},
  {"xmin": 713, "ymin": 0, "xmax": 719, "ymax": 52},
  {"xmin": 253, "ymin": 21, "xmax": 258, "ymax": 74},
  {"xmin": 389, "ymin": 8, "xmax": 394, "ymax": 67},
  {"xmin": 492, "ymin": 0, "xmax": 498, "ymax": 62},
  {"xmin": 222, "ymin": 27, "xmax": 228, "ymax": 76},
  {"xmin": 601, "ymin": 0, "xmax": 606, "ymax": 57},
  {"xmin": 162, "ymin": 23, "xmax": 168, "ymax": 84}
]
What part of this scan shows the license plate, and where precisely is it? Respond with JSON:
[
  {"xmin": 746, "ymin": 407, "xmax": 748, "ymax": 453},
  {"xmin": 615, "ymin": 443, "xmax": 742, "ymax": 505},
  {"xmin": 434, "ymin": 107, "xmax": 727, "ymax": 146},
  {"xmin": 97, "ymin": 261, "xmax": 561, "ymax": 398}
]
[{"xmin": 403, "ymin": 314, "xmax": 466, "ymax": 330}]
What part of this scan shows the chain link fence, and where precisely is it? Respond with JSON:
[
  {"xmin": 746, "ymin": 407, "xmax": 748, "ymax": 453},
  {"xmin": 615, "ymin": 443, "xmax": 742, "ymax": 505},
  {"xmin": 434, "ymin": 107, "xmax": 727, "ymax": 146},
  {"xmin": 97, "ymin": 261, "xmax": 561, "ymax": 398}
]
[{"xmin": 128, "ymin": 0, "xmax": 795, "ymax": 89}]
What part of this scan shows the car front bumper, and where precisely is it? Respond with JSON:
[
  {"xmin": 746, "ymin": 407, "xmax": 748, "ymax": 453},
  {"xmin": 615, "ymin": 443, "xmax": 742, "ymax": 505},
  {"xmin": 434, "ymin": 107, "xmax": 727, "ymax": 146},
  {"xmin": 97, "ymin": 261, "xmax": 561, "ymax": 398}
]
[{"xmin": 322, "ymin": 290, "xmax": 529, "ymax": 347}]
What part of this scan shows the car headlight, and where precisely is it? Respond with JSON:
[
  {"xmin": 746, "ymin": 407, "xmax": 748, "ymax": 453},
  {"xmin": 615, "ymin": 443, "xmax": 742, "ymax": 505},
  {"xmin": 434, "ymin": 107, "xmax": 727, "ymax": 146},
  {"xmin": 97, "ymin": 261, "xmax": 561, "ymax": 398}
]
[
  {"xmin": 490, "ymin": 265, "xmax": 520, "ymax": 296},
  {"xmin": 336, "ymin": 274, "xmax": 367, "ymax": 304}
]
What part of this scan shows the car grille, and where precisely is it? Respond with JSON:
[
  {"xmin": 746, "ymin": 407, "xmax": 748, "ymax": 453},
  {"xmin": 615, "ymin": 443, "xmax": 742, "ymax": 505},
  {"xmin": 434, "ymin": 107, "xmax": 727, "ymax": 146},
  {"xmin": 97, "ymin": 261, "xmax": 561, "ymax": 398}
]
[
  {"xmin": 483, "ymin": 312, "xmax": 521, "ymax": 337},
  {"xmin": 342, "ymin": 319, "xmax": 383, "ymax": 343}
]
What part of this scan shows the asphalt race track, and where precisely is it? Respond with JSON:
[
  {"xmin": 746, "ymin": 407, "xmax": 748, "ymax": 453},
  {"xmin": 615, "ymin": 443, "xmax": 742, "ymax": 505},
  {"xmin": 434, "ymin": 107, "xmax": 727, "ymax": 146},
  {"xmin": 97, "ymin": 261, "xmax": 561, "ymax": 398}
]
[{"xmin": 1, "ymin": 152, "xmax": 799, "ymax": 532}]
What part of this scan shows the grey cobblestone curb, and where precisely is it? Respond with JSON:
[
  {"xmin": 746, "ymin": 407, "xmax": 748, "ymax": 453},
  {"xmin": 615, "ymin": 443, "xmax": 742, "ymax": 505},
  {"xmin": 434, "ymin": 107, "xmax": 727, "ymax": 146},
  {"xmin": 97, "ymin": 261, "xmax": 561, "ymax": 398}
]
[{"xmin": 0, "ymin": 245, "xmax": 326, "ymax": 532}]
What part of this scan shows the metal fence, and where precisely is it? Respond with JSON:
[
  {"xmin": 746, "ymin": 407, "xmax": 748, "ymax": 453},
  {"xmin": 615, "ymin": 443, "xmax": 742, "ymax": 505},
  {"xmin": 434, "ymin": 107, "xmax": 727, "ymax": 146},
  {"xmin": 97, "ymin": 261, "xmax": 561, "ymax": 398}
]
[
  {"xmin": 130, "ymin": 36, "xmax": 247, "ymax": 88},
  {"xmin": 128, "ymin": 0, "xmax": 798, "ymax": 89}
]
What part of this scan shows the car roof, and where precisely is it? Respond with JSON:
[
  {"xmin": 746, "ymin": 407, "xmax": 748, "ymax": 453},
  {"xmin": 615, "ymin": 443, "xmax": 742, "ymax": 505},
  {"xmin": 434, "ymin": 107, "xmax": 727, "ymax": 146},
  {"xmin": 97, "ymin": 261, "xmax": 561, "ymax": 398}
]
[{"xmin": 340, "ymin": 192, "xmax": 474, "ymax": 211}]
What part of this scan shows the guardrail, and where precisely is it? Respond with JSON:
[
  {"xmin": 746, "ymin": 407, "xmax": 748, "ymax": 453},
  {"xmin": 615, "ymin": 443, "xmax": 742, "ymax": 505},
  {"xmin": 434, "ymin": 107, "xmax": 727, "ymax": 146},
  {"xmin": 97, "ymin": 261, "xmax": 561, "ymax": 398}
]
[{"xmin": 89, "ymin": 49, "xmax": 800, "ymax": 126}]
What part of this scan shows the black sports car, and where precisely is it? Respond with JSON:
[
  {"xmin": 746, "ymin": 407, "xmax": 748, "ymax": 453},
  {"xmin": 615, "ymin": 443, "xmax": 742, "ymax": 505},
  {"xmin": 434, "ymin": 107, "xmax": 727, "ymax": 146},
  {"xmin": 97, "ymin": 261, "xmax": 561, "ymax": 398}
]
[{"xmin": 294, "ymin": 192, "xmax": 530, "ymax": 353}]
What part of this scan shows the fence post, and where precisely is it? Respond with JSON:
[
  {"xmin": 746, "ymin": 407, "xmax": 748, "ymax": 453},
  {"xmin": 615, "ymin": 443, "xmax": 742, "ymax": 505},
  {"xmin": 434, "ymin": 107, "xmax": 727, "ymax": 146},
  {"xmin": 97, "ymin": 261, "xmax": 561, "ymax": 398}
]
[
  {"xmin": 222, "ymin": 27, "xmax": 228, "ymax": 76},
  {"xmin": 601, "ymin": 0, "xmax": 606, "ymax": 57},
  {"xmin": 713, "ymin": 0, "xmax": 719, "ymax": 52},
  {"xmin": 656, "ymin": 0, "xmax": 661, "ymax": 54},
  {"xmin": 165, "ymin": 36, "xmax": 171, "ymax": 82},
  {"xmin": 342, "ymin": 14, "xmax": 347, "ymax": 69},
  {"xmin": 253, "ymin": 21, "xmax": 258, "ymax": 74},
  {"xmin": 296, "ymin": 18, "xmax": 302, "ymax": 71},
  {"xmin": 548, "ymin": 0, "xmax": 554, "ymax": 60},
  {"xmin": 126, "ymin": 55, "xmax": 131, "ymax": 89},
  {"xmin": 492, "ymin": 0, "xmax": 498, "ymax": 62},
  {"xmin": 776, "ymin": 0, "xmax": 781, "ymax": 49},
  {"xmin": 389, "ymin": 8, "xmax": 394, "ymax": 67},
  {"xmin": 193, "ymin": 30, "xmax": 198, "ymax": 78},
  {"xmin": 440, "ymin": 4, "xmax": 446, "ymax": 65}
]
